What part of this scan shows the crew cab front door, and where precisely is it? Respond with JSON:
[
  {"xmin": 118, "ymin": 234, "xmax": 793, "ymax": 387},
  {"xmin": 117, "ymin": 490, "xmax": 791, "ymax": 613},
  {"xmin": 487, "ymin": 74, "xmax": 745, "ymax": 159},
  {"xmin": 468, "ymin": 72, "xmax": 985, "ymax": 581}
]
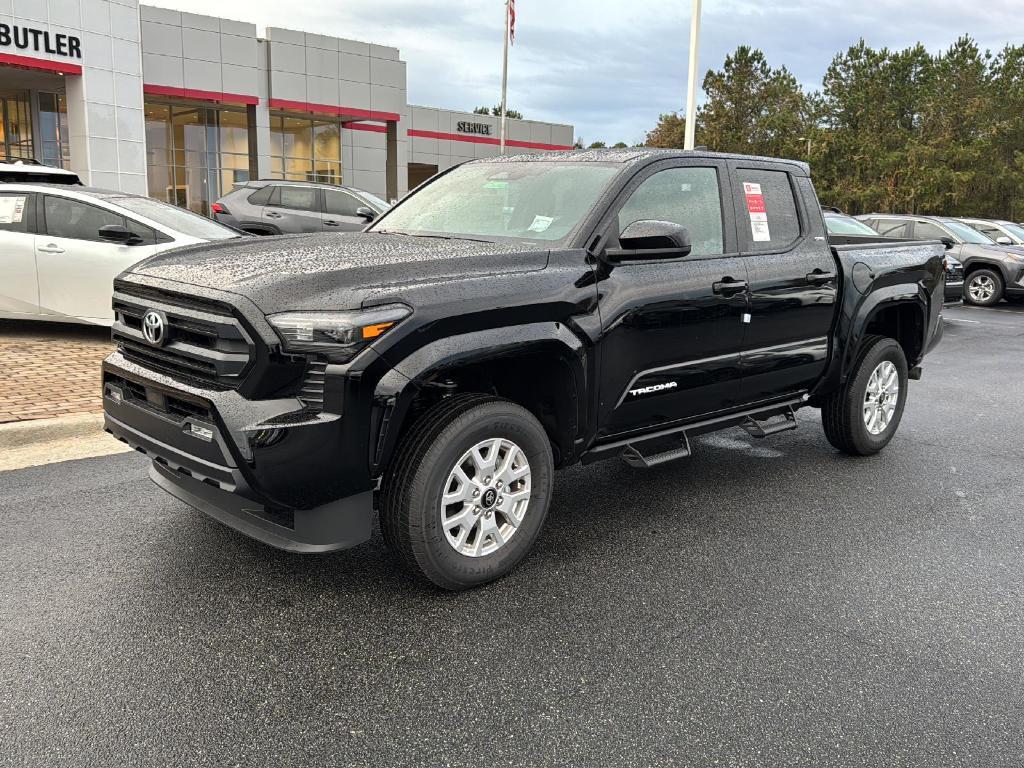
[
  {"xmin": 322, "ymin": 188, "xmax": 371, "ymax": 231},
  {"xmin": 595, "ymin": 160, "xmax": 748, "ymax": 438},
  {"xmin": 728, "ymin": 164, "xmax": 839, "ymax": 402}
]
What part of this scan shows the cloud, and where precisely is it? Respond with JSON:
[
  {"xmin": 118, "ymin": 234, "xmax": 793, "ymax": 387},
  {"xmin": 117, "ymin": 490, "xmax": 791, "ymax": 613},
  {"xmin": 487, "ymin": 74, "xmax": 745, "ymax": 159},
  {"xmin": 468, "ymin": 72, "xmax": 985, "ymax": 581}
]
[{"xmin": 151, "ymin": 0, "xmax": 1024, "ymax": 144}]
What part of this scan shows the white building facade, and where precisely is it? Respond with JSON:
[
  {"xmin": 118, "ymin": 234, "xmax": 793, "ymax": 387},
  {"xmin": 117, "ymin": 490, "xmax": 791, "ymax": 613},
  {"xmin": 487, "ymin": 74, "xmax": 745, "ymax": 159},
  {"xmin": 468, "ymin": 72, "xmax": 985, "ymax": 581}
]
[{"xmin": 0, "ymin": 0, "xmax": 574, "ymax": 212}]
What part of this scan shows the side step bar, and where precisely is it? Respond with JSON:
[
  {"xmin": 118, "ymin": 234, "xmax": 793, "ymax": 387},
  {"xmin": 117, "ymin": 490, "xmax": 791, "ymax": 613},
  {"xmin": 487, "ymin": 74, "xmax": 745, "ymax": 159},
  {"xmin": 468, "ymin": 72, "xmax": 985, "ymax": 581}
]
[
  {"xmin": 621, "ymin": 432, "xmax": 692, "ymax": 468},
  {"xmin": 740, "ymin": 406, "xmax": 797, "ymax": 438},
  {"xmin": 580, "ymin": 396, "xmax": 805, "ymax": 468}
]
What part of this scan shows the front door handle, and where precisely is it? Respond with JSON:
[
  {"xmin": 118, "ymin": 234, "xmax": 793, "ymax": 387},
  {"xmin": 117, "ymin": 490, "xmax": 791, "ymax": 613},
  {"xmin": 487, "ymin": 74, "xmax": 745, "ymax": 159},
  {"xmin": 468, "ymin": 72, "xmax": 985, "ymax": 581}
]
[
  {"xmin": 324, "ymin": 220, "xmax": 340, "ymax": 227},
  {"xmin": 712, "ymin": 278, "xmax": 748, "ymax": 296},
  {"xmin": 806, "ymin": 270, "xmax": 837, "ymax": 285},
  {"xmin": 38, "ymin": 244, "xmax": 65, "ymax": 254}
]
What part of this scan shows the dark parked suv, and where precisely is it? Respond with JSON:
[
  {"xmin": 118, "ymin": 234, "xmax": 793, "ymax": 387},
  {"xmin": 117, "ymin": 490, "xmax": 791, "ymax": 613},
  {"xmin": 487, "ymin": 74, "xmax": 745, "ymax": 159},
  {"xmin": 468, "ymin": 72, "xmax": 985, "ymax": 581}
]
[
  {"xmin": 212, "ymin": 180, "xmax": 390, "ymax": 236},
  {"xmin": 859, "ymin": 213, "xmax": 1024, "ymax": 306}
]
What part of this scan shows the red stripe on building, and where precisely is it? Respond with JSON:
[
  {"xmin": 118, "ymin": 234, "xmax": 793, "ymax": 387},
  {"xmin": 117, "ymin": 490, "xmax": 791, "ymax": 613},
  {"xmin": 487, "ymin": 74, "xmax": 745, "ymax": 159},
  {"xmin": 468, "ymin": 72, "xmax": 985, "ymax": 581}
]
[
  {"xmin": 0, "ymin": 52, "xmax": 82, "ymax": 76},
  {"xmin": 143, "ymin": 84, "xmax": 259, "ymax": 106},
  {"xmin": 343, "ymin": 122, "xmax": 388, "ymax": 134},
  {"xmin": 407, "ymin": 129, "xmax": 572, "ymax": 152},
  {"xmin": 269, "ymin": 99, "xmax": 399, "ymax": 123}
]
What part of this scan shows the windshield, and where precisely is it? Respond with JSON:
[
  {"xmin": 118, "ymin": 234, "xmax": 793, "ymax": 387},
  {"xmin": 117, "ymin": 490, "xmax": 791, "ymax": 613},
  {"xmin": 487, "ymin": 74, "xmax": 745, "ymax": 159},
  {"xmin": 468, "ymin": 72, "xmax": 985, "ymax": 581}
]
[
  {"xmin": 825, "ymin": 214, "xmax": 879, "ymax": 236},
  {"xmin": 940, "ymin": 219, "xmax": 993, "ymax": 245},
  {"xmin": 998, "ymin": 221, "xmax": 1024, "ymax": 242},
  {"xmin": 370, "ymin": 161, "xmax": 621, "ymax": 243},
  {"xmin": 358, "ymin": 190, "xmax": 390, "ymax": 211},
  {"xmin": 110, "ymin": 196, "xmax": 240, "ymax": 240}
]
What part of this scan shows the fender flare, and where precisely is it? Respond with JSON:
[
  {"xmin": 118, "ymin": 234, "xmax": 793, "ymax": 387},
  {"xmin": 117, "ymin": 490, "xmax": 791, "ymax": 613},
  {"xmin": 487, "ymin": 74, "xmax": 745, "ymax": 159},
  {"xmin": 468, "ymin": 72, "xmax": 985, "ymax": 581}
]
[{"xmin": 370, "ymin": 322, "xmax": 589, "ymax": 473}]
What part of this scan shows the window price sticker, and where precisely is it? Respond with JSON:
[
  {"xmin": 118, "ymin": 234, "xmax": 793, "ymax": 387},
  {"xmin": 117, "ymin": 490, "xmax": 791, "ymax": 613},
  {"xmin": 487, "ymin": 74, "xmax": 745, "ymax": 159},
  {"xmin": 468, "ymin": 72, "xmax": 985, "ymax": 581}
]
[
  {"xmin": 743, "ymin": 182, "xmax": 770, "ymax": 242},
  {"xmin": 0, "ymin": 195, "xmax": 26, "ymax": 224}
]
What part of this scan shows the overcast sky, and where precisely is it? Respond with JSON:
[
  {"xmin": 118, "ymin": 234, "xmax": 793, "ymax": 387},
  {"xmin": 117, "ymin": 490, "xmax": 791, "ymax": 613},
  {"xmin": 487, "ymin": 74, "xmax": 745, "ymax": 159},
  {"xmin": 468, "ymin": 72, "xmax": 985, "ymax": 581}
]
[{"xmin": 154, "ymin": 0, "xmax": 1024, "ymax": 145}]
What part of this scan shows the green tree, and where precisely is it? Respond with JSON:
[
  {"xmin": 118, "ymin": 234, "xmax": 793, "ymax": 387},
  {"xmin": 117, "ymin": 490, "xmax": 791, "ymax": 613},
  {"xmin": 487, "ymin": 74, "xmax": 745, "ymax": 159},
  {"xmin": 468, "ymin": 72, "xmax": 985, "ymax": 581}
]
[
  {"xmin": 473, "ymin": 105, "xmax": 524, "ymax": 120},
  {"xmin": 612, "ymin": 141, "xmax": 629, "ymax": 148},
  {"xmin": 644, "ymin": 112, "xmax": 686, "ymax": 148},
  {"xmin": 588, "ymin": 141, "xmax": 607, "ymax": 148}
]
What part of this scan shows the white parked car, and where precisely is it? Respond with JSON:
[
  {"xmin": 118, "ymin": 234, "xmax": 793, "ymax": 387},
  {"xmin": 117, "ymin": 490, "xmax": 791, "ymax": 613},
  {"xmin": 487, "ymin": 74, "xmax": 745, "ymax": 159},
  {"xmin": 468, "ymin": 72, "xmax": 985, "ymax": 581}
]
[{"xmin": 0, "ymin": 184, "xmax": 242, "ymax": 325}]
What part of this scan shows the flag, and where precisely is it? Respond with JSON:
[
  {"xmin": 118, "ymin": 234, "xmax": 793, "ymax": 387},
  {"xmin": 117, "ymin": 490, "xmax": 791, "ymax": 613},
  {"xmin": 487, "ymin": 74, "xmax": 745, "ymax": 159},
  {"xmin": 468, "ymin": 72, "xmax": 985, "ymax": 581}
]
[{"xmin": 508, "ymin": 0, "xmax": 515, "ymax": 45}]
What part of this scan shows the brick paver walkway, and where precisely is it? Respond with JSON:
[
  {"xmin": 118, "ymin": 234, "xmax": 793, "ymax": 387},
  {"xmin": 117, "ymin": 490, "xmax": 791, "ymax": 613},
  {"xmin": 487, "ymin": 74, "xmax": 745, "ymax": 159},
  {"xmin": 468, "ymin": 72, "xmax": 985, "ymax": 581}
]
[{"xmin": 0, "ymin": 321, "xmax": 113, "ymax": 423}]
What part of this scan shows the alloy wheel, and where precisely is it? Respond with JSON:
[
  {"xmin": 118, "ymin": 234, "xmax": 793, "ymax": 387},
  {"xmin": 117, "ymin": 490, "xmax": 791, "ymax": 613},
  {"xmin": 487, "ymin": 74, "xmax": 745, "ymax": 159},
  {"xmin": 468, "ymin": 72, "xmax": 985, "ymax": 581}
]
[
  {"xmin": 968, "ymin": 274, "xmax": 996, "ymax": 303},
  {"xmin": 863, "ymin": 360, "xmax": 900, "ymax": 435},
  {"xmin": 440, "ymin": 438, "xmax": 532, "ymax": 557}
]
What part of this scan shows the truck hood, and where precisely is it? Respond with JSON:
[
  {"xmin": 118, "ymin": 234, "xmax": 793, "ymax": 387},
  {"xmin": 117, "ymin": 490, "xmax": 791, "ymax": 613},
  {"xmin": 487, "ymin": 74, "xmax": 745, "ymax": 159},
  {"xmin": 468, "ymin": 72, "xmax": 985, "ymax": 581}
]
[{"xmin": 126, "ymin": 231, "xmax": 548, "ymax": 312}]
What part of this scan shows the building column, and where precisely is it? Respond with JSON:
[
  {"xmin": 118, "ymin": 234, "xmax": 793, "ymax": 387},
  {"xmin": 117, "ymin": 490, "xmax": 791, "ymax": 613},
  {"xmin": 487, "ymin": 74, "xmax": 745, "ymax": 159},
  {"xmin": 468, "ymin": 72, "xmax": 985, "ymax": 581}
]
[
  {"xmin": 248, "ymin": 102, "xmax": 272, "ymax": 179},
  {"xmin": 386, "ymin": 120, "xmax": 398, "ymax": 202}
]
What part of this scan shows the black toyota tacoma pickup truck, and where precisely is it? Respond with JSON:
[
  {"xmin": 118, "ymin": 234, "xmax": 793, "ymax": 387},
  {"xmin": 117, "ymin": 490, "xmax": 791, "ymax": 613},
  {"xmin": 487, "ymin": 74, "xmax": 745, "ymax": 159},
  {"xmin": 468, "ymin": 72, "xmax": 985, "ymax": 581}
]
[{"xmin": 102, "ymin": 149, "xmax": 946, "ymax": 589}]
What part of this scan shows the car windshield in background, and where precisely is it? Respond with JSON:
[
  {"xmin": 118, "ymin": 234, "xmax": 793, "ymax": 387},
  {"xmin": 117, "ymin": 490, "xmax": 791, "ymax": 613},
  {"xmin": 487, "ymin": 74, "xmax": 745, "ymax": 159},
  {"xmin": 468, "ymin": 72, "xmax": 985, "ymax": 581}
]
[
  {"xmin": 825, "ymin": 214, "xmax": 879, "ymax": 236},
  {"xmin": 940, "ymin": 219, "xmax": 994, "ymax": 245},
  {"xmin": 109, "ymin": 196, "xmax": 241, "ymax": 240},
  {"xmin": 360, "ymin": 190, "xmax": 390, "ymax": 211},
  {"xmin": 999, "ymin": 221, "xmax": 1024, "ymax": 242},
  {"xmin": 371, "ymin": 161, "xmax": 621, "ymax": 243}
]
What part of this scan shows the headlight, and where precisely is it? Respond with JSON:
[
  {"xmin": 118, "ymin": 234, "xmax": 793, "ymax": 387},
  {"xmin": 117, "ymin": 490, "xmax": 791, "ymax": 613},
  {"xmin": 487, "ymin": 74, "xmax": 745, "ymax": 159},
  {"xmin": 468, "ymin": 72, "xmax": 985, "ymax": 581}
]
[{"xmin": 267, "ymin": 305, "xmax": 411, "ymax": 361}]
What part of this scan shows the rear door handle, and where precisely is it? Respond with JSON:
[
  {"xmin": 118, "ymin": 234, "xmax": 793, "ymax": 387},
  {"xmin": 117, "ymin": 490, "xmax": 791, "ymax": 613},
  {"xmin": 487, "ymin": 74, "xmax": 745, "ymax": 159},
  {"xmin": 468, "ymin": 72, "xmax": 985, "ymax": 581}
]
[
  {"xmin": 265, "ymin": 211, "xmax": 282, "ymax": 218},
  {"xmin": 806, "ymin": 270, "xmax": 837, "ymax": 285},
  {"xmin": 712, "ymin": 278, "xmax": 748, "ymax": 296},
  {"xmin": 324, "ymin": 220, "xmax": 340, "ymax": 227},
  {"xmin": 38, "ymin": 244, "xmax": 65, "ymax": 254}
]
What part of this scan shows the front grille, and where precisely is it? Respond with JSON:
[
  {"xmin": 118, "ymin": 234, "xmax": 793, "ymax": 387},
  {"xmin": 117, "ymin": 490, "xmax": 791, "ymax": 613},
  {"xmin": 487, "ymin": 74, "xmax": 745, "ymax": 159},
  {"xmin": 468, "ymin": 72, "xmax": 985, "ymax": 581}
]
[
  {"xmin": 105, "ymin": 372, "xmax": 213, "ymax": 421},
  {"xmin": 112, "ymin": 284, "xmax": 253, "ymax": 389}
]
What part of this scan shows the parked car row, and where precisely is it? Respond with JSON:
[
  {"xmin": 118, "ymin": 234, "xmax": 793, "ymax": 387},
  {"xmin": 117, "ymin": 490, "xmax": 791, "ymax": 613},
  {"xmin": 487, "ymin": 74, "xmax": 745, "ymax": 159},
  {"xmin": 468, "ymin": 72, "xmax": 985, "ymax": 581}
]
[
  {"xmin": 0, "ymin": 160, "xmax": 391, "ymax": 325},
  {"xmin": 822, "ymin": 209, "xmax": 1024, "ymax": 306}
]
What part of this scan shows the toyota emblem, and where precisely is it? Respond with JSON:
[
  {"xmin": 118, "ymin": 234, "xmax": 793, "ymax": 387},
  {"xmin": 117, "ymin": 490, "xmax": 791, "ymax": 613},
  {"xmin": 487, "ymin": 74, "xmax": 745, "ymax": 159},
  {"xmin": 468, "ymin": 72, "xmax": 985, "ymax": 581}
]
[{"xmin": 142, "ymin": 309, "xmax": 166, "ymax": 346}]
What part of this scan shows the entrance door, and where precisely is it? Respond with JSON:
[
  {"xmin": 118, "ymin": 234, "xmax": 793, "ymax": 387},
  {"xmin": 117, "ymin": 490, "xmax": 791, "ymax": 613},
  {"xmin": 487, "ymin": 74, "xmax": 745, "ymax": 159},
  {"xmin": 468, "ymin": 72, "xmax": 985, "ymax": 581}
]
[
  {"xmin": 729, "ymin": 164, "xmax": 840, "ymax": 402},
  {"xmin": 35, "ymin": 194, "xmax": 159, "ymax": 322},
  {"xmin": 0, "ymin": 191, "xmax": 39, "ymax": 317},
  {"xmin": 596, "ymin": 160, "xmax": 748, "ymax": 438},
  {"xmin": 0, "ymin": 91, "xmax": 34, "ymax": 161}
]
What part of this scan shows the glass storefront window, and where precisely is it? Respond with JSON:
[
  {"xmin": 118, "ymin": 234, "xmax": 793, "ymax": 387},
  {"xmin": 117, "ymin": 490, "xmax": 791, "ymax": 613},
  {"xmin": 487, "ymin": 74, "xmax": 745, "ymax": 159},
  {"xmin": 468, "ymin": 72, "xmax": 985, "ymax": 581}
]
[
  {"xmin": 38, "ymin": 93, "xmax": 70, "ymax": 168},
  {"xmin": 270, "ymin": 114, "xmax": 342, "ymax": 183},
  {"xmin": 0, "ymin": 91, "xmax": 34, "ymax": 161},
  {"xmin": 144, "ymin": 101, "xmax": 251, "ymax": 215}
]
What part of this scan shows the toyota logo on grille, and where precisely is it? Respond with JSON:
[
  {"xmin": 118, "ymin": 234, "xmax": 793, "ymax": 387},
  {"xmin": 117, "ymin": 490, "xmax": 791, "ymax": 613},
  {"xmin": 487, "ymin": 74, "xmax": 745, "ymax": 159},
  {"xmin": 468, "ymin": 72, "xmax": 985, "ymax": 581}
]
[{"xmin": 142, "ymin": 309, "xmax": 167, "ymax": 346}]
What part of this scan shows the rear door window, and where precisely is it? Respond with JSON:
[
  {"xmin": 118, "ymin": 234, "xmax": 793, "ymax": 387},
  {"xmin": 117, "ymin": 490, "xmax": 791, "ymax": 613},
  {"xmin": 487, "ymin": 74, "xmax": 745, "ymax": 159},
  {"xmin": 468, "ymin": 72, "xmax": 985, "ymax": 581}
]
[
  {"xmin": 0, "ymin": 192, "xmax": 33, "ymax": 233},
  {"xmin": 277, "ymin": 186, "xmax": 320, "ymax": 212},
  {"xmin": 872, "ymin": 218, "xmax": 911, "ymax": 238},
  {"xmin": 912, "ymin": 221, "xmax": 949, "ymax": 241},
  {"xmin": 734, "ymin": 169, "xmax": 801, "ymax": 252}
]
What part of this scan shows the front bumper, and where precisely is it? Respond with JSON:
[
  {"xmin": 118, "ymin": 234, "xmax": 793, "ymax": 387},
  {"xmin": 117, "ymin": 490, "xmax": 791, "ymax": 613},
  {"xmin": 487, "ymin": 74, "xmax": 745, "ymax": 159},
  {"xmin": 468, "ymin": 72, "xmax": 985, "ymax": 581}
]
[
  {"xmin": 102, "ymin": 351, "xmax": 374, "ymax": 553},
  {"xmin": 944, "ymin": 279, "xmax": 963, "ymax": 303}
]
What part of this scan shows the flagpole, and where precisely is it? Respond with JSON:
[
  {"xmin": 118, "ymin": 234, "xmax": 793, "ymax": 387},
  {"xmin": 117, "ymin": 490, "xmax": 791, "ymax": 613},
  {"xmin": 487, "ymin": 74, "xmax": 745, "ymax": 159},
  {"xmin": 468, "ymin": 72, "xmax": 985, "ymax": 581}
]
[
  {"xmin": 499, "ymin": 0, "xmax": 509, "ymax": 154},
  {"xmin": 683, "ymin": 0, "xmax": 701, "ymax": 150}
]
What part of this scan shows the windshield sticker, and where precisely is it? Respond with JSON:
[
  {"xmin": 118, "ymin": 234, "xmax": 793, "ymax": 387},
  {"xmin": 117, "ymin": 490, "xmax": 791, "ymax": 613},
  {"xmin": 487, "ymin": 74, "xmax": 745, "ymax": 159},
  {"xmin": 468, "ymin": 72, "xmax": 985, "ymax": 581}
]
[
  {"xmin": 527, "ymin": 215, "xmax": 555, "ymax": 233},
  {"xmin": 0, "ymin": 195, "xmax": 26, "ymax": 224},
  {"xmin": 743, "ymin": 182, "xmax": 770, "ymax": 242}
]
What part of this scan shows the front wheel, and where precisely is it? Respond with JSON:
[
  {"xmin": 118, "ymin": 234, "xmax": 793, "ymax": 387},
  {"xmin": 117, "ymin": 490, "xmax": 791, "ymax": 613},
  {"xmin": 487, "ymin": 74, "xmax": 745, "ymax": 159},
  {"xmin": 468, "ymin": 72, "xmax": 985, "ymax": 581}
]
[
  {"xmin": 822, "ymin": 336, "xmax": 908, "ymax": 456},
  {"xmin": 964, "ymin": 268, "xmax": 1004, "ymax": 306},
  {"xmin": 380, "ymin": 395, "xmax": 554, "ymax": 590}
]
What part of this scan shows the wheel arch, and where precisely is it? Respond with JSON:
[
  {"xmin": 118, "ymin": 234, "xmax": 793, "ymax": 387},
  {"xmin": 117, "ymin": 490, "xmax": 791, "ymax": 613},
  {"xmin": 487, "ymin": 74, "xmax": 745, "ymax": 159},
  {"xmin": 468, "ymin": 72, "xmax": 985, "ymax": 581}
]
[{"xmin": 371, "ymin": 323, "xmax": 590, "ymax": 475}]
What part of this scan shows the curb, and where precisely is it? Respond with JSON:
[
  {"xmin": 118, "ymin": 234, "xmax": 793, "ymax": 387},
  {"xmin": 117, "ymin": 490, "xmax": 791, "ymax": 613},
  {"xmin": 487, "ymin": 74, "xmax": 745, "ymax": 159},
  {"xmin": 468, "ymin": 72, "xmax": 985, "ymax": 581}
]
[{"xmin": 0, "ymin": 412, "xmax": 107, "ymax": 449}]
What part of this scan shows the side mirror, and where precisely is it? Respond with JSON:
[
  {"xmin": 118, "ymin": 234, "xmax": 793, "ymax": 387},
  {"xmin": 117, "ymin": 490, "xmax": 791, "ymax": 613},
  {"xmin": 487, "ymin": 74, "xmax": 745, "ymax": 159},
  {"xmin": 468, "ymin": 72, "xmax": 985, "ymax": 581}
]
[
  {"xmin": 605, "ymin": 220, "xmax": 692, "ymax": 262},
  {"xmin": 939, "ymin": 237, "xmax": 956, "ymax": 250},
  {"xmin": 996, "ymin": 235, "xmax": 1012, "ymax": 245},
  {"xmin": 355, "ymin": 206, "xmax": 376, "ymax": 222},
  {"xmin": 98, "ymin": 224, "xmax": 141, "ymax": 245}
]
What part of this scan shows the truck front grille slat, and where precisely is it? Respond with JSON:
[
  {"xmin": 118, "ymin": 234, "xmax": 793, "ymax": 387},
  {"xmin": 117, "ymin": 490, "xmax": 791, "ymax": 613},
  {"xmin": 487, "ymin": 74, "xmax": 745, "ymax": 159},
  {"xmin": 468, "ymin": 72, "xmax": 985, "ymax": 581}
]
[
  {"xmin": 112, "ymin": 285, "xmax": 254, "ymax": 389},
  {"xmin": 298, "ymin": 359, "xmax": 328, "ymax": 410}
]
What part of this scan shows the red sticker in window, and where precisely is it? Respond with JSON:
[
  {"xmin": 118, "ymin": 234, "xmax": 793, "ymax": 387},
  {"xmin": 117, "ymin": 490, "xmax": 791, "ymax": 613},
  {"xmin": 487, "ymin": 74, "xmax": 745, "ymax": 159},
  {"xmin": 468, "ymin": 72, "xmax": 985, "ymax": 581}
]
[{"xmin": 743, "ymin": 182, "xmax": 770, "ymax": 241}]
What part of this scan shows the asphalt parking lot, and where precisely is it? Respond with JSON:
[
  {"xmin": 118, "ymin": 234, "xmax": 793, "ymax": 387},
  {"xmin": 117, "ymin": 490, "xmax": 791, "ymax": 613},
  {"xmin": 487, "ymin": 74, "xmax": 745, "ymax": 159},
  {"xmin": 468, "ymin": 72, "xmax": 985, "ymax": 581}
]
[{"xmin": 2, "ymin": 302, "xmax": 1023, "ymax": 767}]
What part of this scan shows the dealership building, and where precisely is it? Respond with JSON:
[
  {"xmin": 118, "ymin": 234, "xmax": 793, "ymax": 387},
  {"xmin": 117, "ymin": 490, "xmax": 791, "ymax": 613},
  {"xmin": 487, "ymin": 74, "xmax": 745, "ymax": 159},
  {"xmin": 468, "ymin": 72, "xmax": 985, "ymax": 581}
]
[{"xmin": 0, "ymin": 0, "xmax": 575, "ymax": 212}]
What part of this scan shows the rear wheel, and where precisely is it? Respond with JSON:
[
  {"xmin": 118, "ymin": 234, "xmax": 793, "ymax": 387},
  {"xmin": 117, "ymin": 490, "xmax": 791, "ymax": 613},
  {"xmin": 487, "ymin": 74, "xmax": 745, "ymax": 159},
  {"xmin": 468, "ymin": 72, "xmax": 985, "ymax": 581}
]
[
  {"xmin": 822, "ymin": 336, "xmax": 908, "ymax": 456},
  {"xmin": 380, "ymin": 395, "xmax": 554, "ymax": 590},
  {"xmin": 964, "ymin": 268, "xmax": 1004, "ymax": 306}
]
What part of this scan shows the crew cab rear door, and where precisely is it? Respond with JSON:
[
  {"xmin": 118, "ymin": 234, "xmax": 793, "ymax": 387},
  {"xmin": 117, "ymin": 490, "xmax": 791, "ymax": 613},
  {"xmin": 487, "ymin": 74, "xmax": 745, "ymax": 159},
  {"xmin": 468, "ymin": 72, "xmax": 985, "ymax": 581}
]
[
  {"xmin": 594, "ymin": 158, "xmax": 749, "ymax": 438},
  {"xmin": 727, "ymin": 161, "xmax": 840, "ymax": 402}
]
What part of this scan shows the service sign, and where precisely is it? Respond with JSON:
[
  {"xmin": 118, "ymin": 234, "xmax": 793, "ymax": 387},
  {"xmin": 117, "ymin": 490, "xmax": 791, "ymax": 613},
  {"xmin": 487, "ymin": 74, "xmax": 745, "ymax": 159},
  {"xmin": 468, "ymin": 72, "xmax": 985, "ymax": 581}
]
[
  {"xmin": 457, "ymin": 121, "xmax": 492, "ymax": 136},
  {"xmin": 0, "ymin": 24, "xmax": 82, "ymax": 59}
]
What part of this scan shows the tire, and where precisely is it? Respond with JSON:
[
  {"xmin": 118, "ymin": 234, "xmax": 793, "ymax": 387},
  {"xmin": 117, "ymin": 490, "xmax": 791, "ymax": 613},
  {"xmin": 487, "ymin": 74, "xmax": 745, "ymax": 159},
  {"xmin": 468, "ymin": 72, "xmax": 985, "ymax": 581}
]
[
  {"xmin": 964, "ymin": 268, "xmax": 1004, "ymax": 306},
  {"xmin": 822, "ymin": 335, "xmax": 908, "ymax": 456},
  {"xmin": 380, "ymin": 394, "xmax": 554, "ymax": 590}
]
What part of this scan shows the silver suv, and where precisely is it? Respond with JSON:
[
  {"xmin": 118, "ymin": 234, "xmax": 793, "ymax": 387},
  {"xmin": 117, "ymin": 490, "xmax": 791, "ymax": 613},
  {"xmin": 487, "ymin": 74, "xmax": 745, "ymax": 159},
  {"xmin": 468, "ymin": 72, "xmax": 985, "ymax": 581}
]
[{"xmin": 212, "ymin": 180, "xmax": 389, "ymax": 235}]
